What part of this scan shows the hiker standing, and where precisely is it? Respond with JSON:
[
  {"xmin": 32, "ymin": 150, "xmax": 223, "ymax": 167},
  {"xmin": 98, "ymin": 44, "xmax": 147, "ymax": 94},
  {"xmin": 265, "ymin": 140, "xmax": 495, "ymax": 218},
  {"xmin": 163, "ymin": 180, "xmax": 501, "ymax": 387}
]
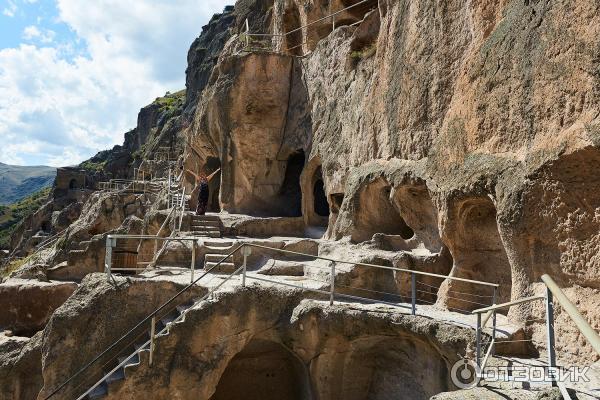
[{"xmin": 187, "ymin": 168, "xmax": 220, "ymax": 216}]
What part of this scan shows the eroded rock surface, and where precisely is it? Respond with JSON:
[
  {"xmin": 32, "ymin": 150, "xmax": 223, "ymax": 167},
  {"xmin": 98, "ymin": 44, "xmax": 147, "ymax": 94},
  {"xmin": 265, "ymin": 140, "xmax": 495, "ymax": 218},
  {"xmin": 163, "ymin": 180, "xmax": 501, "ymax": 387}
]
[{"xmin": 0, "ymin": 279, "xmax": 77, "ymax": 336}]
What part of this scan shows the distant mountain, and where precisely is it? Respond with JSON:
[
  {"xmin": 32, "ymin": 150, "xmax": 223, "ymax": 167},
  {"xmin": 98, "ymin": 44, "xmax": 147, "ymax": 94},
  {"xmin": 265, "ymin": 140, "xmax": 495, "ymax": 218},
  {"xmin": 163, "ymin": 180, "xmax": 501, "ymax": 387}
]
[{"xmin": 0, "ymin": 162, "xmax": 56, "ymax": 205}]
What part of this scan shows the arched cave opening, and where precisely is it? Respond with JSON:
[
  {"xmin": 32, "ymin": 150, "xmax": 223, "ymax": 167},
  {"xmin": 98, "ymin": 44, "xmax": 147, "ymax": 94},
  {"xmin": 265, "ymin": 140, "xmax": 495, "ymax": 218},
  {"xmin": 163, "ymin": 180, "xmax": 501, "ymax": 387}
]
[
  {"xmin": 69, "ymin": 178, "xmax": 78, "ymax": 190},
  {"xmin": 445, "ymin": 197, "xmax": 512, "ymax": 312},
  {"xmin": 206, "ymin": 156, "xmax": 221, "ymax": 212},
  {"xmin": 283, "ymin": 5, "xmax": 303, "ymax": 56},
  {"xmin": 210, "ymin": 339, "xmax": 311, "ymax": 400},
  {"xmin": 352, "ymin": 178, "xmax": 415, "ymax": 243},
  {"xmin": 391, "ymin": 185, "xmax": 443, "ymax": 252},
  {"xmin": 278, "ymin": 150, "xmax": 305, "ymax": 217},
  {"xmin": 40, "ymin": 221, "xmax": 51, "ymax": 233},
  {"xmin": 313, "ymin": 167, "xmax": 330, "ymax": 218},
  {"xmin": 336, "ymin": 337, "xmax": 450, "ymax": 400}
]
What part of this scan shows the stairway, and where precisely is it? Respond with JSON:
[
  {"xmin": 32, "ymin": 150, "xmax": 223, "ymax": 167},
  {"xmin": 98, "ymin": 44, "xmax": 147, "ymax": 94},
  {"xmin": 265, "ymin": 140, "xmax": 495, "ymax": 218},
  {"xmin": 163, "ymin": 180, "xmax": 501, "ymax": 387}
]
[
  {"xmin": 191, "ymin": 214, "xmax": 222, "ymax": 238},
  {"xmin": 203, "ymin": 240, "xmax": 237, "ymax": 273},
  {"xmin": 84, "ymin": 300, "xmax": 196, "ymax": 399},
  {"xmin": 168, "ymin": 191, "xmax": 190, "ymax": 212}
]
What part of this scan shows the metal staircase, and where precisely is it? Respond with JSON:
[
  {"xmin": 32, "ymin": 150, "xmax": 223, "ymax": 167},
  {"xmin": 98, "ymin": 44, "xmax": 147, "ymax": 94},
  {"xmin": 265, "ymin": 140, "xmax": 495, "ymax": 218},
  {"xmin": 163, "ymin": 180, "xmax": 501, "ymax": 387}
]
[{"xmin": 85, "ymin": 300, "xmax": 196, "ymax": 399}]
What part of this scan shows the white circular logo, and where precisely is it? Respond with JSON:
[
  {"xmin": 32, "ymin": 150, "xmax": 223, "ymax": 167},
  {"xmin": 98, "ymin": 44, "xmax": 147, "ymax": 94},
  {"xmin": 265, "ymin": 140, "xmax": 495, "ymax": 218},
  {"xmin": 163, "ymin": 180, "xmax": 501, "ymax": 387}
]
[{"xmin": 450, "ymin": 358, "xmax": 481, "ymax": 389}]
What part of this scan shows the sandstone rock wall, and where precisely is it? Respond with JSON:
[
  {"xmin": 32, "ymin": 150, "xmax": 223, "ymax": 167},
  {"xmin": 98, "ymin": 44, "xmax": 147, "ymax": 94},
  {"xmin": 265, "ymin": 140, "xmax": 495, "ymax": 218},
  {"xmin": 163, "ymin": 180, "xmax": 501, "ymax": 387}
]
[{"xmin": 180, "ymin": 0, "xmax": 600, "ymax": 362}]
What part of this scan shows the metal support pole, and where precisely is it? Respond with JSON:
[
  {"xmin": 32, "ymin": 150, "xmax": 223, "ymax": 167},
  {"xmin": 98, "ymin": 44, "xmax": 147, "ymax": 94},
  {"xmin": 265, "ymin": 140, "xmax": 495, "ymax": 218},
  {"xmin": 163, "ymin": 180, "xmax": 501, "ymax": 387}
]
[
  {"xmin": 105, "ymin": 236, "xmax": 113, "ymax": 282},
  {"xmin": 241, "ymin": 245, "xmax": 251, "ymax": 287},
  {"xmin": 546, "ymin": 287, "xmax": 557, "ymax": 386},
  {"xmin": 149, "ymin": 316, "xmax": 156, "ymax": 366},
  {"xmin": 476, "ymin": 312, "xmax": 482, "ymax": 368},
  {"xmin": 411, "ymin": 272, "xmax": 416, "ymax": 315},
  {"xmin": 245, "ymin": 19, "xmax": 250, "ymax": 48},
  {"xmin": 190, "ymin": 240, "xmax": 196, "ymax": 284},
  {"xmin": 492, "ymin": 287, "xmax": 497, "ymax": 353},
  {"xmin": 331, "ymin": 3, "xmax": 335, "ymax": 30},
  {"xmin": 330, "ymin": 262, "xmax": 335, "ymax": 306},
  {"xmin": 153, "ymin": 237, "xmax": 158, "ymax": 262}
]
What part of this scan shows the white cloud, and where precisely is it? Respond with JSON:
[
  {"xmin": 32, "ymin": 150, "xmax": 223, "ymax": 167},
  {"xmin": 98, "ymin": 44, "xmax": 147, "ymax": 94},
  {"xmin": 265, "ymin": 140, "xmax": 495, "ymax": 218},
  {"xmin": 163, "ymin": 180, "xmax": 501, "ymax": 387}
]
[
  {"xmin": 0, "ymin": 0, "xmax": 232, "ymax": 167},
  {"xmin": 23, "ymin": 25, "xmax": 56, "ymax": 43},
  {"xmin": 3, "ymin": 0, "xmax": 17, "ymax": 17}
]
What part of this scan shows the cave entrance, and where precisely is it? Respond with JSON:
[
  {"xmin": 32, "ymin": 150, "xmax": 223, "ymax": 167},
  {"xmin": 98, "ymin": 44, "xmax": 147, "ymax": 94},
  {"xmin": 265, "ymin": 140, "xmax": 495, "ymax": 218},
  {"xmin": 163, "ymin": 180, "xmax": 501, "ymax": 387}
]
[
  {"xmin": 352, "ymin": 178, "xmax": 415, "ymax": 243},
  {"xmin": 278, "ymin": 150, "xmax": 305, "ymax": 217},
  {"xmin": 337, "ymin": 337, "xmax": 450, "ymax": 400},
  {"xmin": 69, "ymin": 178, "xmax": 78, "ymax": 190},
  {"xmin": 445, "ymin": 197, "xmax": 512, "ymax": 312},
  {"xmin": 283, "ymin": 5, "xmax": 303, "ymax": 56},
  {"xmin": 206, "ymin": 157, "xmax": 221, "ymax": 212},
  {"xmin": 313, "ymin": 169, "xmax": 329, "ymax": 218},
  {"xmin": 40, "ymin": 221, "xmax": 51, "ymax": 232},
  {"xmin": 211, "ymin": 339, "xmax": 311, "ymax": 400}
]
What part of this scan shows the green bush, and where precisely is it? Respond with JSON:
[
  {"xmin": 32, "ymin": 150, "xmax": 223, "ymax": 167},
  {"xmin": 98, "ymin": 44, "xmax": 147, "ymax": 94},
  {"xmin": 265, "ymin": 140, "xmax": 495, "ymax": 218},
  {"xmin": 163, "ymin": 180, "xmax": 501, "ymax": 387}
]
[{"xmin": 0, "ymin": 187, "xmax": 51, "ymax": 249}]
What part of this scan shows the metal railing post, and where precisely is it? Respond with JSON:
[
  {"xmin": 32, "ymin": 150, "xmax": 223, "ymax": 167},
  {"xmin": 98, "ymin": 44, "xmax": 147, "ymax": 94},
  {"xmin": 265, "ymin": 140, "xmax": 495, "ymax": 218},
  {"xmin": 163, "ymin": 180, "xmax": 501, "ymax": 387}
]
[
  {"xmin": 492, "ymin": 287, "xmax": 497, "ymax": 352},
  {"xmin": 241, "ymin": 245, "xmax": 251, "ymax": 287},
  {"xmin": 411, "ymin": 272, "xmax": 416, "ymax": 315},
  {"xmin": 330, "ymin": 262, "xmax": 335, "ymax": 305},
  {"xmin": 149, "ymin": 316, "xmax": 156, "ymax": 366},
  {"xmin": 245, "ymin": 19, "xmax": 250, "ymax": 48},
  {"xmin": 190, "ymin": 240, "xmax": 196, "ymax": 284},
  {"xmin": 153, "ymin": 237, "xmax": 158, "ymax": 262},
  {"xmin": 545, "ymin": 286, "xmax": 557, "ymax": 386},
  {"xmin": 476, "ymin": 312, "xmax": 482, "ymax": 368},
  {"xmin": 105, "ymin": 236, "xmax": 113, "ymax": 282}
]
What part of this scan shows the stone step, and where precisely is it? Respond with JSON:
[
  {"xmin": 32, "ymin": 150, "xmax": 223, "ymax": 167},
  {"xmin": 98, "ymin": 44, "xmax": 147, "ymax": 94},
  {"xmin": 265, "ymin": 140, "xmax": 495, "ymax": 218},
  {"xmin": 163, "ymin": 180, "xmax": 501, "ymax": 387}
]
[
  {"xmin": 191, "ymin": 220, "xmax": 220, "ymax": 228},
  {"xmin": 191, "ymin": 214, "xmax": 220, "ymax": 222},
  {"xmin": 205, "ymin": 253, "xmax": 233, "ymax": 263},
  {"xmin": 205, "ymin": 261, "xmax": 237, "ymax": 273},
  {"xmin": 204, "ymin": 245, "xmax": 235, "ymax": 254},
  {"xmin": 204, "ymin": 240, "xmax": 234, "ymax": 248},
  {"xmin": 191, "ymin": 229, "xmax": 221, "ymax": 238}
]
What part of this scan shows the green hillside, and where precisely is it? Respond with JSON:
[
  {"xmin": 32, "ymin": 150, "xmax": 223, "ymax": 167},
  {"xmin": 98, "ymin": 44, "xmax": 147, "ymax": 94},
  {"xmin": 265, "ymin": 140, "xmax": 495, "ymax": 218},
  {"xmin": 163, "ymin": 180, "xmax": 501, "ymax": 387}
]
[
  {"xmin": 0, "ymin": 162, "xmax": 56, "ymax": 205},
  {"xmin": 0, "ymin": 187, "xmax": 51, "ymax": 249}
]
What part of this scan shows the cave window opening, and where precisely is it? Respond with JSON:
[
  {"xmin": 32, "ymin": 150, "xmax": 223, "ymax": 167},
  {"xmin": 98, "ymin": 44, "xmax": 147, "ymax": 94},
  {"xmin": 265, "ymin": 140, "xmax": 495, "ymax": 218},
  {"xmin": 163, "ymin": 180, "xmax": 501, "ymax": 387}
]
[
  {"xmin": 313, "ymin": 167, "xmax": 329, "ymax": 217},
  {"xmin": 279, "ymin": 150, "xmax": 305, "ymax": 217},
  {"xmin": 330, "ymin": 193, "xmax": 344, "ymax": 213},
  {"xmin": 353, "ymin": 179, "xmax": 419, "ymax": 243}
]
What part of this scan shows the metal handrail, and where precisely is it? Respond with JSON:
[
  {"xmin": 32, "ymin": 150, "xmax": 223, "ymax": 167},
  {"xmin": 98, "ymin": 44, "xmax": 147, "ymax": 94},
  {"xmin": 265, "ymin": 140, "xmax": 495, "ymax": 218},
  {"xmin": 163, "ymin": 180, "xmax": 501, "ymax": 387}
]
[
  {"xmin": 472, "ymin": 295, "xmax": 545, "ymax": 314},
  {"xmin": 51, "ymin": 241, "xmax": 501, "ymax": 399},
  {"xmin": 471, "ymin": 274, "xmax": 599, "ymax": 395},
  {"xmin": 244, "ymin": 0, "xmax": 373, "ymax": 39},
  {"xmin": 247, "ymin": 243, "xmax": 500, "ymax": 287},
  {"xmin": 43, "ymin": 244, "xmax": 243, "ymax": 400},
  {"xmin": 541, "ymin": 274, "xmax": 600, "ymax": 355}
]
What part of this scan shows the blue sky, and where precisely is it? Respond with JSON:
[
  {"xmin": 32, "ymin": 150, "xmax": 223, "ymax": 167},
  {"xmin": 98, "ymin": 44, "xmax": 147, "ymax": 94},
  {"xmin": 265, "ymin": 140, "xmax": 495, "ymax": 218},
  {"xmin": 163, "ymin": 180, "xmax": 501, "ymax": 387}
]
[{"xmin": 0, "ymin": 0, "xmax": 231, "ymax": 167}]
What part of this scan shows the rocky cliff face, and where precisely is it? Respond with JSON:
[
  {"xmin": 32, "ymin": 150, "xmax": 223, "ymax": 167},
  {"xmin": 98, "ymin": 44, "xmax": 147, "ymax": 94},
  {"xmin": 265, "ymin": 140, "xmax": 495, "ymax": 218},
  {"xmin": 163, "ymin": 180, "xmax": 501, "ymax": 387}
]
[
  {"xmin": 183, "ymin": 0, "xmax": 600, "ymax": 362},
  {"xmin": 2, "ymin": 1, "xmax": 600, "ymax": 399}
]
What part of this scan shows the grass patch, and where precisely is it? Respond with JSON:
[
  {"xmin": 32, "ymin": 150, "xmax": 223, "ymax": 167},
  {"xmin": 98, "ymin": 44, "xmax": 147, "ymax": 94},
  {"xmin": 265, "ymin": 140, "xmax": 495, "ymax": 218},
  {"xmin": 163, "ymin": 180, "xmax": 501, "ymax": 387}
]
[
  {"xmin": 0, "ymin": 187, "xmax": 51, "ymax": 249},
  {"xmin": 80, "ymin": 159, "xmax": 107, "ymax": 172},
  {"xmin": 153, "ymin": 89, "xmax": 186, "ymax": 113}
]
